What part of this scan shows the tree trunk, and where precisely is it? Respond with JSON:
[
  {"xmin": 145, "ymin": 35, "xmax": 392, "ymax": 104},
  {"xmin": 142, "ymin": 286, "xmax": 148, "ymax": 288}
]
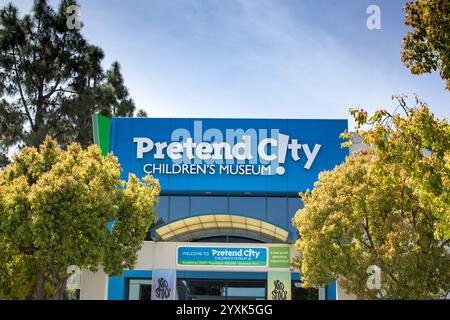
[
  {"xmin": 52, "ymin": 276, "xmax": 69, "ymax": 300},
  {"xmin": 35, "ymin": 266, "xmax": 46, "ymax": 300}
]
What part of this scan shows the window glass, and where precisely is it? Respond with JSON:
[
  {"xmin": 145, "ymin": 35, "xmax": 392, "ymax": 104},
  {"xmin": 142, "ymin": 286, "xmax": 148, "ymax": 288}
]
[
  {"xmin": 176, "ymin": 279, "xmax": 266, "ymax": 300},
  {"xmin": 155, "ymin": 196, "xmax": 169, "ymax": 223},
  {"xmin": 139, "ymin": 284, "xmax": 152, "ymax": 300},
  {"xmin": 194, "ymin": 236, "xmax": 228, "ymax": 243},
  {"xmin": 267, "ymin": 197, "xmax": 288, "ymax": 229},
  {"xmin": 227, "ymin": 236, "xmax": 263, "ymax": 243},
  {"xmin": 169, "ymin": 196, "xmax": 190, "ymax": 221},
  {"xmin": 288, "ymin": 197, "xmax": 303, "ymax": 241},
  {"xmin": 177, "ymin": 279, "xmax": 226, "ymax": 300},
  {"xmin": 228, "ymin": 197, "xmax": 266, "ymax": 220},
  {"xmin": 190, "ymin": 196, "xmax": 227, "ymax": 216},
  {"xmin": 292, "ymin": 281, "xmax": 318, "ymax": 300},
  {"xmin": 128, "ymin": 279, "xmax": 152, "ymax": 300},
  {"xmin": 226, "ymin": 281, "xmax": 266, "ymax": 300},
  {"xmin": 193, "ymin": 236, "xmax": 264, "ymax": 243}
]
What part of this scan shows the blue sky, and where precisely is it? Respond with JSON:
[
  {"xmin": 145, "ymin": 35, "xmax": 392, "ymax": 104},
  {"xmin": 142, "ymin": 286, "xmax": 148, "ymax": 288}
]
[{"xmin": 11, "ymin": 0, "xmax": 450, "ymax": 128}]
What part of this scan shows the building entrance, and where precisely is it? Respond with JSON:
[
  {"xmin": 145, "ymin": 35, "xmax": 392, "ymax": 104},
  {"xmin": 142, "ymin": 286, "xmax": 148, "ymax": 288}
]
[{"xmin": 176, "ymin": 279, "xmax": 266, "ymax": 300}]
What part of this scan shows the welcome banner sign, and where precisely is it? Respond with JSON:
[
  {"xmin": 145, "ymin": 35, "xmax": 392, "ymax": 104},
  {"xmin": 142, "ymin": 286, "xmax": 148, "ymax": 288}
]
[{"xmin": 177, "ymin": 246, "xmax": 268, "ymax": 267}]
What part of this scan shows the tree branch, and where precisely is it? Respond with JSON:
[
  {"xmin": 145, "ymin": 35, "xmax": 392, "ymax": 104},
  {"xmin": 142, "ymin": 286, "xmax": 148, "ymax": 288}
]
[{"xmin": 11, "ymin": 47, "xmax": 35, "ymax": 130}]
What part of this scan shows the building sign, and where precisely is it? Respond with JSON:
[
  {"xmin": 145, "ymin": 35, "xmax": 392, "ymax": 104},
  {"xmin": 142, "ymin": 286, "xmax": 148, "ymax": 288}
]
[
  {"xmin": 269, "ymin": 247, "xmax": 291, "ymax": 268},
  {"xmin": 105, "ymin": 117, "xmax": 347, "ymax": 194},
  {"xmin": 268, "ymin": 272, "xmax": 291, "ymax": 300},
  {"xmin": 133, "ymin": 120, "xmax": 322, "ymax": 176},
  {"xmin": 151, "ymin": 269, "xmax": 176, "ymax": 300},
  {"xmin": 177, "ymin": 246, "xmax": 267, "ymax": 267}
]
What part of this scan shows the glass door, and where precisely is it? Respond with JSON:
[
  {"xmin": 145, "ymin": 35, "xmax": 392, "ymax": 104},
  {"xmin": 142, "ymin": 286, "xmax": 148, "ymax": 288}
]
[
  {"xmin": 177, "ymin": 279, "xmax": 266, "ymax": 300},
  {"xmin": 226, "ymin": 280, "xmax": 266, "ymax": 300}
]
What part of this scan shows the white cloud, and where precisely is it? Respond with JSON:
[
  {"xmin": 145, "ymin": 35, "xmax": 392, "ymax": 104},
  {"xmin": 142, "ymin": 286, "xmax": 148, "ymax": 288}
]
[{"xmin": 6, "ymin": 0, "xmax": 449, "ymax": 125}]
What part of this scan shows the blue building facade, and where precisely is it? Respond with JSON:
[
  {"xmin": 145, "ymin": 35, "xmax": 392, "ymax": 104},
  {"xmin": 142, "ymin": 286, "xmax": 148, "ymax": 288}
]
[{"xmin": 94, "ymin": 116, "xmax": 348, "ymax": 300}]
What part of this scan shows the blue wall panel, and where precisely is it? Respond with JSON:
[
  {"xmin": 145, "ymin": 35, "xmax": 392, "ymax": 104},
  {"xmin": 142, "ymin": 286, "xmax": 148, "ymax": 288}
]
[
  {"xmin": 109, "ymin": 118, "xmax": 348, "ymax": 195},
  {"xmin": 326, "ymin": 281, "xmax": 337, "ymax": 300},
  {"xmin": 108, "ymin": 270, "xmax": 153, "ymax": 300}
]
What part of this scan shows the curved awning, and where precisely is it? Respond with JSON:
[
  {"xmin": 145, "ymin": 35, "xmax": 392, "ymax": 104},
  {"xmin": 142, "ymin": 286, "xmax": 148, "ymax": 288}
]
[{"xmin": 151, "ymin": 214, "xmax": 290, "ymax": 243}]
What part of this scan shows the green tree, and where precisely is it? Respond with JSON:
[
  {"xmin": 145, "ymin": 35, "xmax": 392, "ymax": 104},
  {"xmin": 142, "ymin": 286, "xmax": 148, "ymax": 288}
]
[
  {"xmin": 0, "ymin": 151, "xmax": 9, "ymax": 167},
  {"xmin": 0, "ymin": 136, "xmax": 160, "ymax": 300},
  {"xmin": 345, "ymin": 96, "xmax": 450, "ymax": 240},
  {"xmin": 0, "ymin": 0, "xmax": 146, "ymax": 164},
  {"xmin": 402, "ymin": 0, "xmax": 450, "ymax": 90},
  {"xmin": 293, "ymin": 150, "xmax": 450, "ymax": 299}
]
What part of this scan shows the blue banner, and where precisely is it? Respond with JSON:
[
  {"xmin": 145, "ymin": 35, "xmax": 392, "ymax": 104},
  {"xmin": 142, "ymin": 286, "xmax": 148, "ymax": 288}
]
[{"xmin": 177, "ymin": 246, "xmax": 268, "ymax": 267}]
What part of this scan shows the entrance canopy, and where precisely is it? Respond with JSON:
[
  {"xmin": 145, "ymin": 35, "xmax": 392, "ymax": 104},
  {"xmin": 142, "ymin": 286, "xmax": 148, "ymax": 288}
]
[{"xmin": 151, "ymin": 214, "xmax": 290, "ymax": 243}]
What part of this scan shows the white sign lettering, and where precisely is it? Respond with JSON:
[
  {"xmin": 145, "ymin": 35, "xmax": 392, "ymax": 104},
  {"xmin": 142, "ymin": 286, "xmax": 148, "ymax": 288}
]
[{"xmin": 133, "ymin": 121, "xmax": 322, "ymax": 176}]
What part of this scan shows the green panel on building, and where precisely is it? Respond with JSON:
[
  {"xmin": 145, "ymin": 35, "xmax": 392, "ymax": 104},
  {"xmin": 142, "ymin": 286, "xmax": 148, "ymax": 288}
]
[{"xmin": 269, "ymin": 247, "xmax": 291, "ymax": 268}]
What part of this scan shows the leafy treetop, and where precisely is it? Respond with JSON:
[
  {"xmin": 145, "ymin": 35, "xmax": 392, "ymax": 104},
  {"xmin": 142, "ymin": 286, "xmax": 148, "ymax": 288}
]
[
  {"xmin": 0, "ymin": 136, "xmax": 160, "ymax": 299},
  {"xmin": 402, "ymin": 0, "xmax": 450, "ymax": 90},
  {"xmin": 0, "ymin": 0, "xmax": 147, "ymax": 164}
]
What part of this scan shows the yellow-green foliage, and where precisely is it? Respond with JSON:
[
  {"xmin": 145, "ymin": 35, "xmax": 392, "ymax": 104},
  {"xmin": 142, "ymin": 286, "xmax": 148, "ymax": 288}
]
[
  {"xmin": 294, "ymin": 99, "xmax": 450, "ymax": 299},
  {"xmin": 346, "ymin": 97, "xmax": 450, "ymax": 240},
  {"xmin": 0, "ymin": 136, "xmax": 160, "ymax": 299},
  {"xmin": 402, "ymin": 0, "xmax": 450, "ymax": 90},
  {"xmin": 293, "ymin": 151, "xmax": 450, "ymax": 299}
]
